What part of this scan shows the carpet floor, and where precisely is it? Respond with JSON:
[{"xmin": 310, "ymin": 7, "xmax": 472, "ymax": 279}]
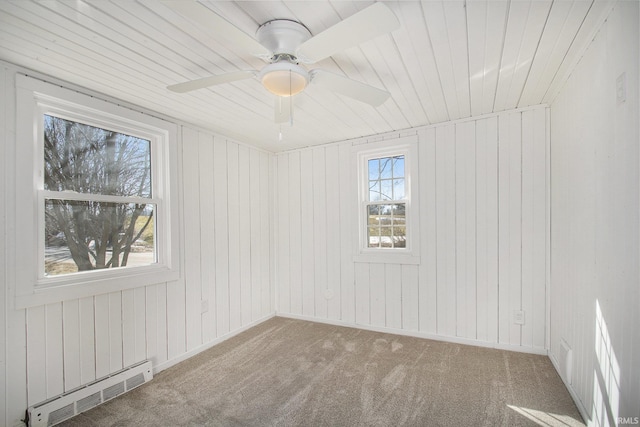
[{"xmin": 59, "ymin": 317, "xmax": 584, "ymax": 426}]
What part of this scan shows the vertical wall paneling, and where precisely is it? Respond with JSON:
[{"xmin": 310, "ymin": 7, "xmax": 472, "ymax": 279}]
[
  {"xmin": 238, "ymin": 145, "xmax": 252, "ymax": 326},
  {"xmin": 455, "ymin": 120, "xmax": 477, "ymax": 339},
  {"xmin": 151, "ymin": 284, "xmax": 169, "ymax": 366},
  {"xmin": 312, "ymin": 147, "xmax": 328, "ymax": 318},
  {"xmin": 62, "ymin": 300, "xmax": 81, "ymax": 392},
  {"xmin": 166, "ymin": 124, "xmax": 187, "ymax": 361},
  {"xmin": 249, "ymin": 149, "xmax": 262, "ymax": 321},
  {"xmin": 121, "ymin": 289, "xmax": 137, "ymax": 370},
  {"xmin": 532, "ymin": 108, "xmax": 547, "ymax": 349},
  {"xmin": 133, "ymin": 287, "xmax": 147, "ymax": 363},
  {"xmin": 259, "ymin": 151, "xmax": 272, "ymax": 317},
  {"xmin": 437, "ymin": 125, "xmax": 457, "ymax": 337},
  {"xmin": 94, "ymin": 294, "xmax": 110, "ymax": 379},
  {"xmin": 78, "ymin": 297, "xmax": 96, "ymax": 385},
  {"xmin": 227, "ymin": 143, "xmax": 242, "ymax": 331},
  {"xmin": 418, "ymin": 127, "xmax": 438, "ymax": 334},
  {"xmin": 275, "ymin": 108, "xmax": 548, "ymax": 353},
  {"xmin": 145, "ymin": 286, "xmax": 158, "ymax": 364},
  {"xmin": 325, "ymin": 145, "xmax": 342, "ymax": 321},
  {"xmin": 385, "ymin": 264, "xmax": 402, "ymax": 329},
  {"xmin": 45, "ymin": 303, "xmax": 64, "ymax": 398},
  {"xmin": 521, "ymin": 110, "xmax": 535, "ymax": 348},
  {"xmin": 401, "ymin": 265, "xmax": 419, "ymax": 331},
  {"xmin": 26, "ymin": 306, "xmax": 46, "ymax": 404},
  {"xmin": 369, "ymin": 263, "xmax": 386, "ymax": 327},
  {"xmin": 198, "ymin": 133, "xmax": 216, "ymax": 342},
  {"xmin": 338, "ymin": 142, "xmax": 355, "ymax": 323},
  {"xmin": 549, "ymin": 1, "xmax": 639, "ymax": 420},
  {"xmin": 276, "ymin": 154, "xmax": 290, "ymax": 313},
  {"xmin": 213, "ymin": 139, "xmax": 230, "ymax": 336},
  {"xmin": 300, "ymin": 150, "xmax": 315, "ymax": 316},
  {"xmin": 475, "ymin": 116, "xmax": 500, "ymax": 343},
  {"xmin": 507, "ymin": 113, "xmax": 523, "ymax": 346},
  {"xmin": 182, "ymin": 127, "xmax": 203, "ymax": 350},
  {"xmin": 108, "ymin": 293, "xmax": 123, "ymax": 373},
  {"xmin": 288, "ymin": 152, "xmax": 303, "ymax": 315},
  {"xmin": 354, "ymin": 262, "xmax": 370, "ymax": 325}
]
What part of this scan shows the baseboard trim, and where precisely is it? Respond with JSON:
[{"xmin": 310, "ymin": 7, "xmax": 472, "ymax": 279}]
[
  {"xmin": 548, "ymin": 352, "xmax": 590, "ymax": 424},
  {"xmin": 276, "ymin": 312, "xmax": 548, "ymax": 356},
  {"xmin": 153, "ymin": 312, "xmax": 277, "ymax": 374}
]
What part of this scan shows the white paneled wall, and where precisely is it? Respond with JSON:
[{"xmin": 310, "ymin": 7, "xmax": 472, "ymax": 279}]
[
  {"xmin": 550, "ymin": 1, "xmax": 640, "ymax": 423},
  {"xmin": 275, "ymin": 107, "xmax": 548, "ymax": 352},
  {"xmin": 19, "ymin": 130, "xmax": 274, "ymax": 408},
  {"xmin": 2, "ymin": 61, "xmax": 274, "ymax": 424}
]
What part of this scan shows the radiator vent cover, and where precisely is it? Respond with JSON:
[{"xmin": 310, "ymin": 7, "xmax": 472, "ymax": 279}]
[{"xmin": 28, "ymin": 360, "xmax": 153, "ymax": 427}]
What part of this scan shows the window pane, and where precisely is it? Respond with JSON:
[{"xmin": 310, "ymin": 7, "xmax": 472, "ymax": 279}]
[
  {"xmin": 368, "ymin": 159, "xmax": 379, "ymax": 180},
  {"xmin": 44, "ymin": 115, "xmax": 152, "ymax": 198},
  {"xmin": 393, "ymin": 156, "xmax": 405, "ymax": 177},
  {"xmin": 45, "ymin": 199, "xmax": 155, "ymax": 276},
  {"xmin": 368, "ymin": 205, "xmax": 380, "ymax": 225},
  {"xmin": 380, "ymin": 157, "xmax": 393, "ymax": 179},
  {"xmin": 380, "ymin": 179, "xmax": 393, "ymax": 200},
  {"xmin": 367, "ymin": 227, "xmax": 380, "ymax": 248},
  {"xmin": 393, "ymin": 179, "xmax": 405, "ymax": 199},
  {"xmin": 369, "ymin": 180, "xmax": 381, "ymax": 202}
]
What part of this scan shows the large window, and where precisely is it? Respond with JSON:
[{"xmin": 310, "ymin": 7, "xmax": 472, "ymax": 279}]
[
  {"xmin": 354, "ymin": 136, "xmax": 420, "ymax": 264},
  {"xmin": 16, "ymin": 75, "xmax": 180, "ymax": 308},
  {"xmin": 44, "ymin": 115, "xmax": 156, "ymax": 276}
]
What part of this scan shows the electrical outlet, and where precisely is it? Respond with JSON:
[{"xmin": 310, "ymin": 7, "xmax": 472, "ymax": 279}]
[
  {"xmin": 513, "ymin": 310, "xmax": 525, "ymax": 325},
  {"xmin": 201, "ymin": 300, "xmax": 209, "ymax": 314}
]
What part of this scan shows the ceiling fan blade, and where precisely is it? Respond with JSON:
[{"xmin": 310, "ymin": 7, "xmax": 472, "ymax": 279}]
[
  {"xmin": 274, "ymin": 96, "xmax": 293, "ymax": 123},
  {"xmin": 162, "ymin": 1, "xmax": 271, "ymax": 58},
  {"xmin": 310, "ymin": 70, "xmax": 390, "ymax": 107},
  {"xmin": 167, "ymin": 70, "xmax": 256, "ymax": 93},
  {"xmin": 296, "ymin": 2, "xmax": 400, "ymax": 63}
]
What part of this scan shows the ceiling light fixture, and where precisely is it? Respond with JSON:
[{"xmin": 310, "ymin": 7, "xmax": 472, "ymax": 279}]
[{"xmin": 258, "ymin": 61, "xmax": 309, "ymax": 97}]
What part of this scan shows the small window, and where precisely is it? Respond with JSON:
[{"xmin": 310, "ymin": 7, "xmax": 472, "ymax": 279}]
[
  {"xmin": 354, "ymin": 136, "xmax": 420, "ymax": 264},
  {"xmin": 366, "ymin": 156, "xmax": 406, "ymax": 248}
]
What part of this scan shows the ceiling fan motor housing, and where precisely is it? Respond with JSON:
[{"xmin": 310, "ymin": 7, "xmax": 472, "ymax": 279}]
[{"xmin": 256, "ymin": 19, "xmax": 311, "ymax": 60}]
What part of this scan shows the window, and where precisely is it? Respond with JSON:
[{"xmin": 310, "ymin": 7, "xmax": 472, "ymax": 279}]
[
  {"xmin": 354, "ymin": 136, "xmax": 420, "ymax": 264},
  {"xmin": 366, "ymin": 155, "xmax": 406, "ymax": 248},
  {"xmin": 43, "ymin": 115, "xmax": 156, "ymax": 276},
  {"xmin": 15, "ymin": 75, "xmax": 180, "ymax": 308}
]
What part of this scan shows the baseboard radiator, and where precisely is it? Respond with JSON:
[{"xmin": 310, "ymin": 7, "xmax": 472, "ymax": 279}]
[{"xmin": 27, "ymin": 360, "xmax": 153, "ymax": 427}]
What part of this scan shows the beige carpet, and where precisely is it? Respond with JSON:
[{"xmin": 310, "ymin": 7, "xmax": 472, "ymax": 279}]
[{"xmin": 59, "ymin": 317, "xmax": 584, "ymax": 426}]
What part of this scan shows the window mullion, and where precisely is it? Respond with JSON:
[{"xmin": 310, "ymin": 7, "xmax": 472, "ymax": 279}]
[{"xmin": 41, "ymin": 190, "xmax": 157, "ymax": 205}]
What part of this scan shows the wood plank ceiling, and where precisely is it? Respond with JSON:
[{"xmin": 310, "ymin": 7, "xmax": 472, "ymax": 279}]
[{"xmin": 0, "ymin": 0, "xmax": 614, "ymax": 152}]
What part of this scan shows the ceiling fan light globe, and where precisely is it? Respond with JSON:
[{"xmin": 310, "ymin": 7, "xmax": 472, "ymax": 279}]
[
  {"xmin": 262, "ymin": 70, "xmax": 307, "ymax": 96},
  {"xmin": 259, "ymin": 62, "xmax": 309, "ymax": 96}
]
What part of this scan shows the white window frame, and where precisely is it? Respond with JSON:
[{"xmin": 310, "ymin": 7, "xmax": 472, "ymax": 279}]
[
  {"xmin": 15, "ymin": 75, "xmax": 180, "ymax": 309},
  {"xmin": 352, "ymin": 136, "xmax": 420, "ymax": 264}
]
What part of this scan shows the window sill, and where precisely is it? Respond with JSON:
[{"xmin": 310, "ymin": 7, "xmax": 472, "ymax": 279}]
[
  {"xmin": 15, "ymin": 265, "xmax": 179, "ymax": 309},
  {"xmin": 353, "ymin": 252, "xmax": 420, "ymax": 265}
]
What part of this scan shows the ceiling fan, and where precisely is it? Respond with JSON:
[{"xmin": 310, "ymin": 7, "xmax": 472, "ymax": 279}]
[{"xmin": 164, "ymin": 1, "xmax": 400, "ymax": 123}]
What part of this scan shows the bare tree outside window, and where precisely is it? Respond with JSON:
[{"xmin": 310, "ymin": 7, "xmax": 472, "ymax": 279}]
[{"xmin": 44, "ymin": 115, "xmax": 156, "ymax": 275}]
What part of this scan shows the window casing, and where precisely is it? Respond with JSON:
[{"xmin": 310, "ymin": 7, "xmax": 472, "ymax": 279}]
[
  {"xmin": 354, "ymin": 137, "xmax": 420, "ymax": 264},
  {"xmin": 15, "ymin": 75, "xmax": 180, "ymax": 308}
]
